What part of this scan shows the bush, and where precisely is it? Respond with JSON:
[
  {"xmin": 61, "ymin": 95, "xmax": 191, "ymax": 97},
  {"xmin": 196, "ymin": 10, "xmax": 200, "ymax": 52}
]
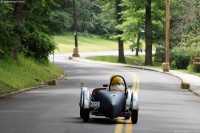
[
  {"xmin": 187, "ymin": 64, "xmax": 200, "ymax": 73},
  {"xmin": 170, "ymin": 51, "xmax": 190, "ymax": 69},
  {"xmin": 154, "ymin": 46, "xmax": 165, "ymax": 62},
  {"xmin": 21, "ymin": 32, "xmax": 56, "ymax": 61}
]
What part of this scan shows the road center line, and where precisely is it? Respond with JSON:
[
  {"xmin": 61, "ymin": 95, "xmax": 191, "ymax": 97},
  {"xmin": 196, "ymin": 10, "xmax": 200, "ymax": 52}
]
[{"xmin": 113, "ymin": 68, "xmax": 140, "ymax": 133}]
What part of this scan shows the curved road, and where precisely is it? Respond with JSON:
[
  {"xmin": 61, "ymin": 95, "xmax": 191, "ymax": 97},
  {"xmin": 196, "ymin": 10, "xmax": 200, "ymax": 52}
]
[{"xmin": 0, "ymin": 54, "xmax": 200, "ymax": 133}]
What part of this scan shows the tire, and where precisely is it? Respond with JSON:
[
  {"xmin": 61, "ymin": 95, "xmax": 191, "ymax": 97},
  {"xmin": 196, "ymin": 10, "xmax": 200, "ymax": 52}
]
[
  {"xmin": 125, "ymin": 116, "xmax": 130, "ymax": 120},
  {"xmin": 80, "ymin": 107, "xmax": 83, "ymax": 118},
  {"xmin": 83, "ymin": 109, "xmax": 90, "ymax": 122},
  {"xmin": 131, "ymin": 110, "xmax": 138, "ymax": 124}
]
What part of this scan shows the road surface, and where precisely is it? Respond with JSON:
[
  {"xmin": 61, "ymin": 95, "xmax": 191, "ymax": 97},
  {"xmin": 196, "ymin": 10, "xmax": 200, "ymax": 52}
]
[{"xmin": 0, "ymin": 54, "xmax": 200, "ymax": 133}]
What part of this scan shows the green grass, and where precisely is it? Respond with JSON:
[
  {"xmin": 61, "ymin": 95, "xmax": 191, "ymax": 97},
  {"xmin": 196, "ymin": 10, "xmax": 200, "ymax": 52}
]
[
  {"xmin": 87, "ymin": 55, "xmax": 200, "ymax": 76},
  {"xmin": 54, "ymin": 34, "xmax": 131, "ymax": 53},
  {"xmin": 0, "ymin": 55, "xmax": 64, "ymax": 95},
  {"xmin": 87, "ymin": 55, "xmax": 162, "ymax": 67}
]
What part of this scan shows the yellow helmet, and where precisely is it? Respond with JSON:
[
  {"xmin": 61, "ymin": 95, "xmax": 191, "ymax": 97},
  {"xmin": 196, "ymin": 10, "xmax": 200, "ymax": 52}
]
[{"xmin": 110, "ymin": 75, "xmax": 121, "ymax": 85}]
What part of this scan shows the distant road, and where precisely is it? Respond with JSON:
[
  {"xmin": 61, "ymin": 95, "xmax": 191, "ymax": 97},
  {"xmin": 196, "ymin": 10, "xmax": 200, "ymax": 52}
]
[{"xmin": 53, "ymin": 50, "xmax": 153, "ymax": 57}]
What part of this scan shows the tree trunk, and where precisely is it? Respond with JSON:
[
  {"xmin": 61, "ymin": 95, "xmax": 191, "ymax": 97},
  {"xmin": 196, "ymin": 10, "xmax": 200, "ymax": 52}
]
[
  {"xmin": 136, "ymin": 33, "xmax": 141, "ymax": 56},
  {"xmin": 12, "ymin": 1, "xmax": 29, "ymax": 60},
  {"xmin": 115, "ymin": 0, "xmax": 126, "ymax": 63},
  {"xmin": 145, "ymin": 0, "xmax": 153, "ymax": 65}
]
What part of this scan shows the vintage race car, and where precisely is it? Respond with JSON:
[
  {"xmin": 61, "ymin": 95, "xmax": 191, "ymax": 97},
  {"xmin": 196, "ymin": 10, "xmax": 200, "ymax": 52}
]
[{"xmin": 79, "ymin": 75, "xmax": 139, "ymax": 124}]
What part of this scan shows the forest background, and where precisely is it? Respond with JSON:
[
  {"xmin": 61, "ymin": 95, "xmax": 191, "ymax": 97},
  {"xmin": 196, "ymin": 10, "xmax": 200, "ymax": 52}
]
[{"xmin": 0, "ymin": 0, "xmax": 200, "ymax": 72}]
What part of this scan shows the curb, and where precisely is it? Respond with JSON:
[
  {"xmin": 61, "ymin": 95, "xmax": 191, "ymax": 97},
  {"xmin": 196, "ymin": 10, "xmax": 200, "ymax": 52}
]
[
  {"xmin": 0, "ymin": 74, "xmax": 66, "ymax": 99},
  {"xmin": 189, "ymin": 89, "xmax": 200, "ymax": 96},
  {"xmin": 124, "ymin": 65, "xmax": 190, "ymax": 89}
]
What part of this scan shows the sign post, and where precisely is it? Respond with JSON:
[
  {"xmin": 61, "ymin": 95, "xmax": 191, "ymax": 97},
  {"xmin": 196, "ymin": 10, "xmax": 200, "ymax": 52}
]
[
  {"xmin": 72, "ymin": 0, "xmax": 80, "ymax": 57},
  {"xmin": 192, "ymin": 56, "xmax": 200, "ymax": 72}
]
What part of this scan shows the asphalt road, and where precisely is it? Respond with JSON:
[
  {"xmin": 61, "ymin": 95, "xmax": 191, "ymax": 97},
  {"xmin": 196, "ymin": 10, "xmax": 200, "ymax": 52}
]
[{"xmin": 0, "ymin": 54, "xmax": 200, "ymax": 133}]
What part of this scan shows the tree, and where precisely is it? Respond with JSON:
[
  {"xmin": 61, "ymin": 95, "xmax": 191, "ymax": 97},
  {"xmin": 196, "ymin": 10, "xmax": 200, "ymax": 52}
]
[
  {"xmin": 115, "ymin": 0, "xmax": 126, "ymax": 63},
  {"xmin": 145, "ymin": 0, "xmax": 153, "ymax": 65},
  {"xmin": 120, "ymin": 0, "xmax": 146, "ymax": 56},
  {"xmin": 0, "ymin": 0, "xmax": 60, "ymax": 61},
  {"xmin": 98, "ymin": 0, "xmax": 126, "ymax": 63},
  {"xmin": 118, "ymin": 0, "xmax": 166, "ymax": 64},
  {"xmin": 20, "ymin": 0, "xmax": 58, "ymax": 61},
  {"xmin": 171, "ymin": 0, "xmax": 200, "ymax": 56},
  {"xmin": 0, "ymin": 2, "xmax": 15, "ymax": 58},
  {"xmin": 12, "ymin": 0, "xmax": 29, "ymax": 60}
]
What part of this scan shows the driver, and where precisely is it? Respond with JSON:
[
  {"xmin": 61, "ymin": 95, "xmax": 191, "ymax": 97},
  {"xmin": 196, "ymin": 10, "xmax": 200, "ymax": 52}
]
[{"xmin": 106, "ymin": 75, "xmax": 125, "ymax": 92}]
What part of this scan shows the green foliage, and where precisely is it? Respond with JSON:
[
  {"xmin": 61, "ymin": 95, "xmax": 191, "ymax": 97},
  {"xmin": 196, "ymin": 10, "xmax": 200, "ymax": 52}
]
[
  {"xmin": 187, "ymin": 64, "xmax": 195, "ymax": 72},
  {"xmin": 75, "ymin": 0, "xmax": 98, "ymax": 32},
  {"xmin": 0, "ymin": 0, "xmax": 59, "ymax": 61},
  {"xmin": 174, "ymin": 34, "xmax": 200, "ymax": 56},
  {"xmin": 154, "ymin": 46, "xmax": 164, "ymax": 62},
  {"xmin": 169, "ymin": 0, "xmax": 200, "ymax": 71},
  {"xmin": 129, "ymin": 42, "xmax": 142, "ymax": 50},
  {"xmin": 0, "ymin": 2, "xmax": 15, "ymax": 57},
  {"xmin": 21, "ymin": 32, "xmax": 56, "ymax": 61},
  {"xmin": 97, "ymin": 1, "xmax": 118, "ymax": 38},
  {"xmin": 88, "ymin": 13, "xmax": 113, "ymax": 36},
  {"xmin": 171, "ymin": 0, "xmax": 200, "ymax": 49},
  {"xmin": 187, "ymin": 64, "xmax": 200, "ymax": 73},
  {"xmin": 120, "ymin": 0, "xmax": 165, "ymax": 45},
  {"xmin": 170, "ymin": 51, "xmax": 190, "ymax": 69},
  {"xmin": 87, "ymin": 55, "xmax": 145, "ymax": 66},
  {"xmin": 47, "ymin": 11, "xmax": 72, "ymax": 34}
]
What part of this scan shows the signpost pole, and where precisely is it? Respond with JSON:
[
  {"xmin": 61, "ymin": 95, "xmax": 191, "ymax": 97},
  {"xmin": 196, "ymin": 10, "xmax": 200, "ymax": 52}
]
[
  {"xmin": 72, "ymin": 0, "xmax": 79, "ymax": 57},
  {"xmin": 162, "ymin": 0, "xmax": 170, "ymax": 72}
]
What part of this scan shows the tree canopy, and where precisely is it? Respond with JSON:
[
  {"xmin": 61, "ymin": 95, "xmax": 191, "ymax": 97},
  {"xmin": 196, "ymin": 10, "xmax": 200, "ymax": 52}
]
[{"xmin": 0, "ymin": 0, "xmax": 199, "ymax": 70}]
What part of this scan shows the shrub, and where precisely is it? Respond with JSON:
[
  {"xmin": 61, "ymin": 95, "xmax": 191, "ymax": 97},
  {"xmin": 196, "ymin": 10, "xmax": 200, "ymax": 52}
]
[
  {"xmin": 187, "ymin": 64, "xmax": 200, "ymax": 73},
  {"xmin": 21, "ymin": 32, "xmax": 56, "ymax": 61},
  {"xmin": 170, "ymin": 51, "xmax": 190, "ymax": 69}
]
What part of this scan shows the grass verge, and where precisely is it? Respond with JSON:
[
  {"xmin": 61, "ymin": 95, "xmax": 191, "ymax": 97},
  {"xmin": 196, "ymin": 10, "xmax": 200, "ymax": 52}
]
[
  {"xmin": 87, "ymin": 55, "xmax": 200, "ymax": 76},
  {"xmin": 87, "ymin": 55, "xmax": 162, "ymax": 67},
  {"xmin": 0, "ymin": 54, "xmax": 64, "ymax": 95}
]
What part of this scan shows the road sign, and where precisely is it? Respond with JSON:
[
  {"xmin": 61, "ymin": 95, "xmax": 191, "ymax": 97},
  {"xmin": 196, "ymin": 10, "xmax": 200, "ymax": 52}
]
[
  {"xmin": 192, "ymin": 62, "xmax": 200, "ymax": 65},
  {"xmin": 192, "ymin": 56, "xmax": 200, "ymax": 65},
  {"xmin": 192, "ymin": 56, "xmax": 200, "ymax": 60}
]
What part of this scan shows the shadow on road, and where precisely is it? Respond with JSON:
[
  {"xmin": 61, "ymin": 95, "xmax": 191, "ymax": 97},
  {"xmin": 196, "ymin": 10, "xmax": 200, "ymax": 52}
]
[{"xmin": 67, "ymin": 117, "xmax": 128, "ymax": 125}]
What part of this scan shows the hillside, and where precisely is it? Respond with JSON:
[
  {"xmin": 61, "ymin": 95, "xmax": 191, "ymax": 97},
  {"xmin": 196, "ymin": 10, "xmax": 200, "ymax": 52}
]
[{"xmin": 54, "ymin": 34, "xmax": 131, "ymax": 53}]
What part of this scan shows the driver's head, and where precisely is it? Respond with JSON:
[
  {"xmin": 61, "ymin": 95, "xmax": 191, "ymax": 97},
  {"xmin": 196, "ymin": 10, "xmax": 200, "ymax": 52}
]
[{"xmin": 110, "ymin": 75, "xmax": 121, "ymax": 85}]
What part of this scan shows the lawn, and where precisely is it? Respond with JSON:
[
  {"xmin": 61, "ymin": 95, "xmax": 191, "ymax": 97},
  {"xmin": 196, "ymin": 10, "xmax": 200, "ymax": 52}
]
[
  {"xmin": 54, "ymin": 34, "xmax": 131, "ymax": 53},
  {"xmin": 87, "ymin": 55, "xmax": 162, "ymax": 67}
]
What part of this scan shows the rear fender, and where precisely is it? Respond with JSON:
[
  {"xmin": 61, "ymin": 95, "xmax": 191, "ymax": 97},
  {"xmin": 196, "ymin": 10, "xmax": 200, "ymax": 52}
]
[
  {"xmin": 80, "ymin": 87, "xmax": 88, "ymax": 107},
  {"xmin": 131, "ymin": 92, "xmax": 139, "ymax": 110},
  {"xmin": 126, "ymin": 89, "xmax": 131, "ymax": 105},
  {"xmin": 83, "ymin": 90, "xmax": 90, "ymax": 109}
]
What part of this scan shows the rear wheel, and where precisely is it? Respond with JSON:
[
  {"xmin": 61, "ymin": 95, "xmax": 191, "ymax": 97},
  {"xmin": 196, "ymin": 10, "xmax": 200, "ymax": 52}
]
[
  {"xmin": 131, "ymin": 110, "xmax": 138, "ymax": 124},
  {"xmin": 80, "ymin": 107, "xmax": 83, "ymax": 118},
  {"xmin": 83, "ymin": 109, "xmax": 90, "ymax": 122}
]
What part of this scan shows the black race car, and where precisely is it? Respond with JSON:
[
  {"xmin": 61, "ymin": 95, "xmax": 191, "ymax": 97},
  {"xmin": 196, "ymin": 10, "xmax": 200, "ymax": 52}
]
[{"xmin": 79, "ymin": 75, "xmax": 139, "ymax": 124}]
